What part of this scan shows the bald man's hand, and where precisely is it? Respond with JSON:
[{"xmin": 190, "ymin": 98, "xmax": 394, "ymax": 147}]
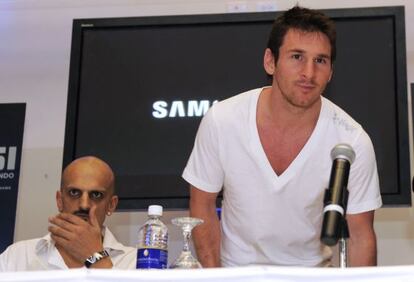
[{"xmin": 48, "ymin": 205, "xmax": 108, "ymax": 265}]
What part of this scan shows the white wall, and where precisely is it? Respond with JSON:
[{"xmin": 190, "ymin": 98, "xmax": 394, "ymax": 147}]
[{"xmin": 1, "ymin": 0, "xmax": 413, "ymax": 266}]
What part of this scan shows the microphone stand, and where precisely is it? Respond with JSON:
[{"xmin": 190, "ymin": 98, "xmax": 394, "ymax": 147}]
[
  {"xmin": 338, "ymin": 216, "xmax": 349, "ymax": 268},
  {"xmin": 321, "ymin": 184, "xmax": 350, "ymax": 268}
]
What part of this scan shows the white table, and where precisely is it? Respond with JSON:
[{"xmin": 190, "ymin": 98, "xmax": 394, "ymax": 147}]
[{"xmin": 1, "ymin": 265, "xmax": 414, "ymax": 282}]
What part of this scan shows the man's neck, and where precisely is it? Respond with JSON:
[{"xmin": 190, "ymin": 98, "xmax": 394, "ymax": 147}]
[{"xmin": 258, "ymin": 86, "xmax": 321, "ymax": 131}]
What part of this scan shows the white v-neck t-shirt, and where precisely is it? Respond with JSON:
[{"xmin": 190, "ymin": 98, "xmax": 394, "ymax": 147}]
[{"xmin": 182, "ymin": 87, "xmax": 382, "ymax": 267}]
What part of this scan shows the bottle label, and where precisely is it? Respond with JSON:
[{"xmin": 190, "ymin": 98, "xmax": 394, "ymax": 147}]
[{"xmin": 136, "ymin": 248, "xmax": 168, "ymax": 269}]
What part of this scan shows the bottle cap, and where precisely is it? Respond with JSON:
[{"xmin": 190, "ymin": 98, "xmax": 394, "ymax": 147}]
[{"xmin": 148, "ymin": 205, "xmax": 163, "ymax": 216}]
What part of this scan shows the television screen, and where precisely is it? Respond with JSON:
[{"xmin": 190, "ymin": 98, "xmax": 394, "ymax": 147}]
[{"xmin": 64, "ymin": 6, "xmax": 410, "ymax": 209}]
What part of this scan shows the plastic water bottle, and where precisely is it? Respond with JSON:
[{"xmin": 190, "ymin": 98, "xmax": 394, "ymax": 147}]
[{"xmin": 136, "ymin": 205, "xmax": 168, "ymax": 269}]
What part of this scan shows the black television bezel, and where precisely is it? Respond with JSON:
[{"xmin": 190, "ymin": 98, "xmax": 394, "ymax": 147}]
[{"xmin": 64, "ymin": 6, "xmax": 411, "ymax": 209}]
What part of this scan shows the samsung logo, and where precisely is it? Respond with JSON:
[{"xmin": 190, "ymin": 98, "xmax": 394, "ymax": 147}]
[{"xmin": 152, "ymin": 100, "xmax": 218, "ymax": 119}]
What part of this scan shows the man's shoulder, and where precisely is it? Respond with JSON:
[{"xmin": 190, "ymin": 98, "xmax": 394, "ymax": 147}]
[
  {"xmin": 103, "ymin": 227, "xmax": 136, "ymax": 254},
  {"xmin": 206, "ymin": 87, "xmax": 261, "ymax": 123},
  {"xmin": 322, "ymin": 97, "xmax": 363, "ymax": 135},
  {"xmin": 0, "ymin": 236, "xmax": 47, "ymax": 272},
  {"xmin": 1, "ymin": 237, "xmax": 45, "ymax": 256},
  {"xmin": 214, "ymin": 87, "xmax": 261, "ymax": 109},
  {"xmin": 103, "ymin": 228, "xmax": 136, "ymax": 269},
  {"xmin": 321, "ymin": 97, "xmax": 375, "ymax": 155}
]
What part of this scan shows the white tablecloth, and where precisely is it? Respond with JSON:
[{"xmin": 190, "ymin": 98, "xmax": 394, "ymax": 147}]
[{"xmin": 1, "ymin": 265, "xmax": 414, "ymax": 282}]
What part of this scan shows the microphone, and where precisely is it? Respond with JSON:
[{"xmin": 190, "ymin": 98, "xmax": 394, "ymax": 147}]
[{"xmin": 320, "ymin": 144, "xmax": 355, "ymax": 246}]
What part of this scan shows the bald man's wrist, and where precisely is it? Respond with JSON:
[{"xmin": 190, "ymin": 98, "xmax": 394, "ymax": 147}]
[{"xmin": 84, "ymin": 250, "xmax": 111, "ymax": 268}]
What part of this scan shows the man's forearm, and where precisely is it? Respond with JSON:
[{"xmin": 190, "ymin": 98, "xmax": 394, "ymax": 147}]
[
  {"xmin": 192, "ymin": 215, "xmax": 221, "ymax": 267},
  {"xmin": 347, "ymin": 211, "xmax": 377, "ymax": 266},
  {"xmin": 189, "ymin": 186, "xmax": 221, "ymax": 267},
  {"xmin": 348, "ymin": 234, "xmax": 377, "ymax": 266}
]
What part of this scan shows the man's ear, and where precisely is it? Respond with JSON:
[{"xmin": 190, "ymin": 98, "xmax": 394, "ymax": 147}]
[
  {"xmin": 56, "ymin": 190, "xmax": 63, "ymax": 212},
  {"xmin": 263, "ymin": 48, "xmax": 276, "ymax": 76},
  {"xmin": 328, "ymin": 65, "xmax": 334, "ymax": 82},
  {"xmin": 107, "ymin": 195, "xmax": 118, "ymax": 215}
]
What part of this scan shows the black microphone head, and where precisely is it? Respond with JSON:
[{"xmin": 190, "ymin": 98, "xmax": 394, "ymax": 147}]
[{"xmin": 331, "ymin": 144, "xmax": 355, "ymax": 164}]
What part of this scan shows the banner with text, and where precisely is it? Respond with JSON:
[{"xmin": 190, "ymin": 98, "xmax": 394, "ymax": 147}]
[{"xmin": 0, "ymin": 103, "xmax": 25, "ymax": 253}]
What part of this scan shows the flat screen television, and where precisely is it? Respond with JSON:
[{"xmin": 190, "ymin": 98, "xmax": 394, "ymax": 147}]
[{"xmin": 64, "ymin": 6, "xmax": 410, "ymax": 210}]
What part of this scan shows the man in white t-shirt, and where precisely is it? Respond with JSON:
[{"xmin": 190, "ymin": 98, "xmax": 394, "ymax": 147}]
[
  {"xmin": 183, "ymin": 6, "xmax": 382, "ymax": 267},
  {"xmin": 0, "ymin": 156, "xmax": 136, "ymax": 271}
]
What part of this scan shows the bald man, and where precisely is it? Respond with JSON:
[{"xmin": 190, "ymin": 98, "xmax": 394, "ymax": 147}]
[{"xmin": 0, "ymin": 156, "xmax": 136, "ymax": 271}]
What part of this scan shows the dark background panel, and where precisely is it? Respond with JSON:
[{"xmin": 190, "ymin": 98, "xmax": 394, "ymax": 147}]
[
  {"xmin": 0, "ymin": 103, "xmax": 26, "ymax": 252},
  {"xmin": 64, "ymin": 7, "xmax": 410, "ymax": 210}
]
